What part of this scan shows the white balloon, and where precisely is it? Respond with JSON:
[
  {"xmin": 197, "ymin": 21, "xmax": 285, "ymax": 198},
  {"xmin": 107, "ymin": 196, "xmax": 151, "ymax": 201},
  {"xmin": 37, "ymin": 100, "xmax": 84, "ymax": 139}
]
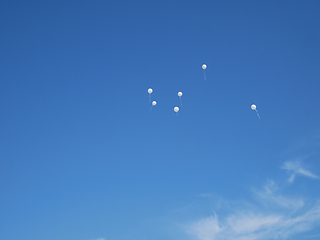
[
  {"xmin": 202, "ymin": 64, "xmax": 207, "ymax": 70},
  {"xmin": 251, "ymin": 104, "xmax": 256, "ymax": 110},
  {"xmin": 174, "ymin": 107, "xmax": 179, "ymax": 112},
  {"xmin": 178, "ymin": 92, "xmax": 183, "ymax": 97},
  {"xmin": 152, "ymin": 101, "xmax": 157, "ymax": 106},
  {"xmin": 148, "ymin": 88, "xmax": 153, "ymax": 94}
]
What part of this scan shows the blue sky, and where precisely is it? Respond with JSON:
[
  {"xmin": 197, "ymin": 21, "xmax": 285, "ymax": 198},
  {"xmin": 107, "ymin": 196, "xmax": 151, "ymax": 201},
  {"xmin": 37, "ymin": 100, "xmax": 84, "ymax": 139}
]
[{"xmin": 1, "ymin": 1, "xmax": 320, "ymax": 240}]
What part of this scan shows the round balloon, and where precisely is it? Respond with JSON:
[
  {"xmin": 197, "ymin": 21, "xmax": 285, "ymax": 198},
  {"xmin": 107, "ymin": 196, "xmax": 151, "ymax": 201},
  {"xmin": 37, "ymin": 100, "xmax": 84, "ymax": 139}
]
[
  {"xmin": 178, "ymin": 92, "xmax": 183, "ymax": 97},
  {"xmin": 148, "ymin": 88, "xmax": 153, "ymax": 94},
  {"xmin": 202, "ymin": 64, "xmax": 207, "ymax": 70},
  {"xmin": 152, "ymin": 101, "xmax": 157, "ymax": 106},
  {"xmin": 251, "ymin": 104, "xmax": 256, "ymax": 110},
  {"xmin": 174, "ymin": 107, "xmax": 179, "ymax": 112}
]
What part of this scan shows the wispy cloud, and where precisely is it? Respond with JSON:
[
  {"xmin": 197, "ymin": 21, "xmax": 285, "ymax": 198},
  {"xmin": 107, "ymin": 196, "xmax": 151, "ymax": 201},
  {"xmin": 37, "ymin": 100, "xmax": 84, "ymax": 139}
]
[
  {"xmin": 184, "ymin": 161, "xmax": 320, "ymax": 240},
  {"xmin": 187, "ymin": 214, "xmax": 223, "ymax": 240},
  {"xmin": 90, "ymin": 238, "xmax": 105, "ymax": 240},
  {"xmin": 186, "ymin": 202, "xmax": 320, "ymax": 240},
  {"xmin": 254, "ymin": 180, "xmax": 304, "ymax": 210},
  {"xmin": 281, "ymin": 161, "xmax": 319, "ymax": 183}
]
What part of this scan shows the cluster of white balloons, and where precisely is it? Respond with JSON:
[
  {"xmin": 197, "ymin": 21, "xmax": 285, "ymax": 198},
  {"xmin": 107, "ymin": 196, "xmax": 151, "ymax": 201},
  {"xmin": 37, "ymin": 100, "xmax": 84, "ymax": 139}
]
[
  {"xmin": 148, "ymin": 64, "xmax": 260, "ymax": 118},
  {"xmin": 147, "ymin": 87, "xmax": 182, "ymax": 114},
  {"xmin": 147, "ymin": 64, "xmax": 208, "ymax": 114}
]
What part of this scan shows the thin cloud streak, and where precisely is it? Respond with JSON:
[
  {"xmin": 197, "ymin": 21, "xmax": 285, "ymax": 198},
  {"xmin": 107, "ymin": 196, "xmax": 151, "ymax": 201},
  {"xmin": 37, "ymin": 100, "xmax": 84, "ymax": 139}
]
[{"xmin": 281, "ymin": 161, "xmax": 319, "ymax": 183}]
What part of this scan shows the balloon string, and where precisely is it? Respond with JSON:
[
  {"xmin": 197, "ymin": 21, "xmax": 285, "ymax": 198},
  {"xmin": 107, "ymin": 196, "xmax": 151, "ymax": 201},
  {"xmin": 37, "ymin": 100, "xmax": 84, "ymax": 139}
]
[
  {"xmin": 180, "ymin": 97, "xmax": 183, "ymax": 107},
  {"xmin": 149, "ymin": 94, "xmax": 151, "ymax": 104},
  {"xmin": 255, "ymin": 109, "xmax": 260, "ymax": 119},
  {"xmin": 204, "ymin": 70, "xmax": 206, "ymax": 80}
]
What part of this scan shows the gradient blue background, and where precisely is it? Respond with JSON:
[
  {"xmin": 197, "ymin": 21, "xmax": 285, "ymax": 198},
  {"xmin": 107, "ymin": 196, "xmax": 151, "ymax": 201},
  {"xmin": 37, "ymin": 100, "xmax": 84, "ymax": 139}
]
[{"xmin": 1, "ymin": 1, "xmax": 320, "ymax": 239}]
